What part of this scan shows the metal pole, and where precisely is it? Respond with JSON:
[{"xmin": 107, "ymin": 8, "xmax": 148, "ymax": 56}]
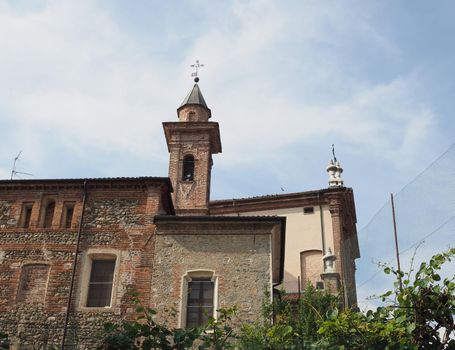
[
  {"xmin": 297, "ymin": 276, "xmax": 301, "ymax": 299},
  {"xmin": 390, "ymin": 193, "xmax": 403, "ymax": 291},
  {"xmin": 61, "ymin": 180, "xmax": 87, "ymax": 349},
  {"xmin": 318, "ymin": 193, "xmax": 326, "ymax": 255}
]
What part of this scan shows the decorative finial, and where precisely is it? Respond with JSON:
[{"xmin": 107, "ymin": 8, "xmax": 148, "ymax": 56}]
[
  {"xmin": 191, "ymin": 60, "xmax": 204, "ymax": 83},
  {"xmin": 326, "ymin": 145, "xmax": 344, "ymax": 188},
  {"xmin": 323, "ymin": 247, "xmax": 336, "ymax": 273}
]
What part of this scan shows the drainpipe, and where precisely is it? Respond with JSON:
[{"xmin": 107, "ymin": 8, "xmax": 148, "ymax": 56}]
[
  {"xmin": 318, "ymin": 193, "xmax": 326, "ymax": 255},
  {"xmin": 61, "ymin": 180, "xmax": 88, "ymax": 350}
]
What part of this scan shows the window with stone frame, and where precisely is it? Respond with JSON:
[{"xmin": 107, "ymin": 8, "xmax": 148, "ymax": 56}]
[
  {"xmin": 182, "ymin": 155, "xmax": 195, "ymax": 181},
  {"xmin": 86, "ymin": 259, "xmax": 116, "ymax": 307},
  {"xmin": 42, "ymin": 199, "xmax": 56, "ymax": 228},
  {"xmin": 186, "ymin": 277, "xmax": 215, "ymax": 327},
  {"xmin": 20, "ymin": 202, "xmax": 33, "ymax": 228},
  {"xmin": 17, "ymin": 264, "xmax": 50, "ymax": 304}
]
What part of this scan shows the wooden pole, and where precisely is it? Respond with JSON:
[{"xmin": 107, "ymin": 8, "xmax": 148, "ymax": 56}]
[{"xmin": 390, "ymin": 193, "xmax": 403, "ymax": 291}]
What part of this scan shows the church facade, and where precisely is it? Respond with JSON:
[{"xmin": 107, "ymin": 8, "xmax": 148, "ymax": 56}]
[{"xmin": 0, "ymin": 81, "xmax": 358, "ymax": 348}]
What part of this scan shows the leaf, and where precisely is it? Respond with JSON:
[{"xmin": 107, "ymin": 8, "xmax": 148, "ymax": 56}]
[
  {"xmin": 136, "ymin": 306, "xmax": 145, "ymax": 313},
  {"xmin": 406, "ymin": 323, "xmax": 416, "ymax": 334}
]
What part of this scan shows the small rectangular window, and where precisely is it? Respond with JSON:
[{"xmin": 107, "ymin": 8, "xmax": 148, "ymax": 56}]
[
  {"xmin": 20, "ymin": 203, "xmax": 33, "ymax": 228},
  {"xmin": 182, "ymin": 155, "xmax": 195, "ymax": 181},
  {"xmin": 187, "ymin": 278, "xmax": 214, "ymax": 327},
  {"xmin": 42, "ymin": 200, "xmax": 56, "ymax": 228},
  {"xmin": 87, "ymin": 260, "xmax": 116, "ymax": 307},
  {"xmin": 62, "ymin": 202, "xmax": 75, "ymax": 228},
  {"xmin": 316, "ymin": 281, "xmax": 325, "ymax": 290},
  {"xmin": 303, "ymin": 207, "xmax": 314, "ymax": 214}
]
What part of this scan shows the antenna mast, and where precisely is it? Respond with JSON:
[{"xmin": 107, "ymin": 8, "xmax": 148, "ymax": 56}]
[{"xmin": 10, "ymin": 151, "xmax": 33, "ymax": 180}]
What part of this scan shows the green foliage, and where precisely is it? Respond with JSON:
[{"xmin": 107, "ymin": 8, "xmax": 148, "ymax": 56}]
[
  {"xmin": 97, "ymin": 290, "xmax": 201, "ymax": 350},
  {"xmin": 97, "ymin": 306, "xmax": 239, "ymax": 350},
  {"xmin": 316, "ymin": 307, "xmax": 414, "ymax": 349},
  {"xmin": 238, "ymin": 284, "xmax": 338, "ymax": 349},
  {"xmin": 296, "ymin": 283, "xmax": 339, "ymax": 343},
  {"xmin": 199, "ymin": 307, "xmax": 237, "ymax": 350},
  {"xmin": 97, "ymin": 305, "xmax": 201, "ymax": 350},
  {"xmin": 97, "ymin": 290, "xmax": 237, "ymax": 350},
  {"xmin": 98, "ymin": 249, "xmax": 454, "ymax": 349},
  {"xmin": 0, "ymin": 332, "xmax": 9, "ymax": 350},
  {"xmin": 318, "ymin": 248, "xmax": 455, "ymax": 349}
]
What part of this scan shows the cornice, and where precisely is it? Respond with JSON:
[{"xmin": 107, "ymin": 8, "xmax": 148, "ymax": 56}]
[
  {"xmin": 0, "ymin": 177, "xmax": 171, "ymax": 192},
  {"xmin": 209, "ymin": 188, "xmax": 353, "ymax": 214}
]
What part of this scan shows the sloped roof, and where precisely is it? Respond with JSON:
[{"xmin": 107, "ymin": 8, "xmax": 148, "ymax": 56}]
[{"xmin": 180, "ymin": 84, "xmax": 208, "ymax": 109}]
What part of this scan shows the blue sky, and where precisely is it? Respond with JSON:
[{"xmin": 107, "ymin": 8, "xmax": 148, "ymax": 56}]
[{"xmin": 0, "ymin": 0, "xmax": 454, "ymax": 306}]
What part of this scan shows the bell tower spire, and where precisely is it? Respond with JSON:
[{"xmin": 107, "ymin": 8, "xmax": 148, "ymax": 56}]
[{"xmin": 163, "ymin": 64, "xmax": 222, "ymax": 215}]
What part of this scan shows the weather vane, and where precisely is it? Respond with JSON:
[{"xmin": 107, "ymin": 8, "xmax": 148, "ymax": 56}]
[
  {"xmin": 332, "ymin": 144, "xmax": 337, "ymax": 163},
  {"xmin": 10, "ymin": 151, "xmax": 33, "ymax": 180},
  {"xmin": 190, "ymin": 60, "xmax": 204, "ymax": 83}
]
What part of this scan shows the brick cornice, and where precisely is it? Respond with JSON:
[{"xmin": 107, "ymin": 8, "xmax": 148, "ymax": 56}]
[
  {"xmin": 209, "ymin": 188, "xmax": 353, "ymax": 214},
  {"xmin": 162, "ymin": 122, "xmax": 222, "ymax": 154},
  {"xmin": 0, "ymin": 177, "xmax": 172, "ymax": 192}
]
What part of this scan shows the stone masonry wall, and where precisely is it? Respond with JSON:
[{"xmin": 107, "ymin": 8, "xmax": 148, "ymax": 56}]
[
  {"xmin": 0, "ymin": 181, "xmax": 164, "ymax": 349},
  {"xmin": 84, "ymin": 199, "xmax": 142, "ymax": 229},
  {"xmin": 151, "ymin": 231, "xmax": 272, "ymax": 328},
  {"xmin": 0, "ymin": 200, "xmax": 17, "ymax": 228}
]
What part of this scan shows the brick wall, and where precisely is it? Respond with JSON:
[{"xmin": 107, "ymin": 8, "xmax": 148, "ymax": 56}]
[
  {"xmin": 163, "ymin": 119, "xmax": 221, "ymax": 215},
  {"xmin": 0, "ymin": 179, "xmax": 168, "ymax": 349}
]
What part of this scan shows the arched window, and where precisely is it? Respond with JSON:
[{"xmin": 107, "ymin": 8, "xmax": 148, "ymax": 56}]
[
  {"xmin": 43, "ymin": 200, "xmax": 55, "ymax": 228},
  {"xmin": 182, "ymin": 155, "xmax": 195, "ymax": 181}
]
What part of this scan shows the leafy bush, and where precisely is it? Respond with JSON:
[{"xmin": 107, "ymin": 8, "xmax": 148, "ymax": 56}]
[
  {"xmin": 239, "ymin": 285, "xmax": 338, "ymax": 349},
  {"xmin": 317, "ymin": 248, "xmax": 455, "ymax": 349},
  {"xmin": 97, "ymin": 291, "xmax": 237, "ymax": 350},
  {"xmin": 98, "ymin": 249, "xmax": 454, "ymax": 349}
]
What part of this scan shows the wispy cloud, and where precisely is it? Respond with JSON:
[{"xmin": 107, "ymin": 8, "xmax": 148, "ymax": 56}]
[
  {"xmin": 1, "ymin": 0, "xmax": 454, "ymax": 311},
  {"xmin": 0, "ymin": 0, "xmax": 441, "ymax": 177}
]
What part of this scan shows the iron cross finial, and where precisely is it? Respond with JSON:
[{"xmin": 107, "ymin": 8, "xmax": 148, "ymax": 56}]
[{"xmin": 190, "ymin": 60, "xmax": 204, "ymax": 83}]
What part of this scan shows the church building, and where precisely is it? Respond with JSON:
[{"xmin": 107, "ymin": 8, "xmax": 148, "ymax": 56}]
[{"xmin": 0, "ymin": 77, "xmax": 358, "ymax": 349}]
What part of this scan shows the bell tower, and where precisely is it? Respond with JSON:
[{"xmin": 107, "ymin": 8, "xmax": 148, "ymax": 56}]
[{"xmin": 163, "ymin": 76, "xmax": 221, "ymax": 215}]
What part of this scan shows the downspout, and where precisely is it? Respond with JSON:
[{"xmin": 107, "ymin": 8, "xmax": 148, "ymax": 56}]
[
  {"xmin": 318, "ymin": 192, "xmax": 326, "ymax": 255},
  {"xmin": 61, "ymin": 180, "xmax": 88, "ymax": 350}
]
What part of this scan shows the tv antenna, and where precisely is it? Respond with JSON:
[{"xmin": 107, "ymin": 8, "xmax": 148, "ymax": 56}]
[
  {"xmin": 190, "ymin": 60, "xmax": 204, "ymax": 82},
  {"xmin": 10, "ymin": 151, "xmax": 33, "ymax": 180}
]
